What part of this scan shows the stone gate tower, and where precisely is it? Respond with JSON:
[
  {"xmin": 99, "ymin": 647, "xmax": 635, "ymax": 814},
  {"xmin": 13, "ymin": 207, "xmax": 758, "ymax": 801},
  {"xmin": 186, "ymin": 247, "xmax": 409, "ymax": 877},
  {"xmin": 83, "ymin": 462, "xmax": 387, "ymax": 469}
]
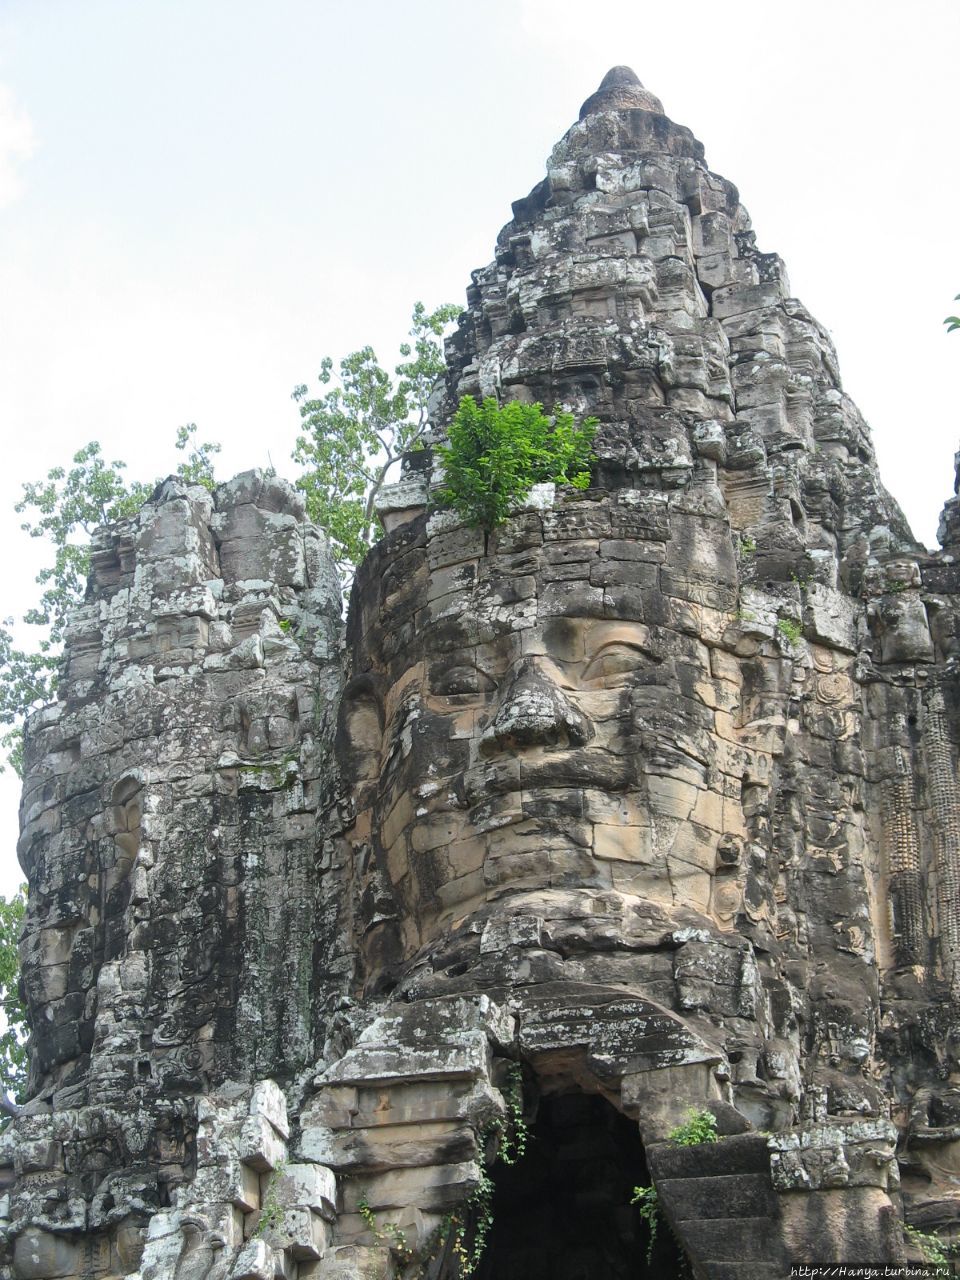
[{"xmin": 4, "ymin": 67, "xmax": 960, "ymax": 1280}]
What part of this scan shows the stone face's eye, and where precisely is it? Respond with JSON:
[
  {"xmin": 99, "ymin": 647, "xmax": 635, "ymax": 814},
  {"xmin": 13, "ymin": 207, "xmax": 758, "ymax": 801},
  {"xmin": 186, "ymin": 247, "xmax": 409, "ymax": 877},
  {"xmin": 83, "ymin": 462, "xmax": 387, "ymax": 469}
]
[
  {"xmin": 582, "ymin": 644, "xmax": 647, "ymax": 686},
  {"xmin": 429, "ymin": 663, "xmax": 496, "ymax": 696}
]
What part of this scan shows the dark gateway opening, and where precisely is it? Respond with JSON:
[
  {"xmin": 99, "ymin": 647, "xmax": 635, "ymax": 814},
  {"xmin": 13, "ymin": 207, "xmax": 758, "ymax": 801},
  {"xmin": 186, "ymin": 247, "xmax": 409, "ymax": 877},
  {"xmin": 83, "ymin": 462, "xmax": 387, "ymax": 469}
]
[{"xmin": 474, "ymin": 1091, "xmax": 689, "ymax": 1280}]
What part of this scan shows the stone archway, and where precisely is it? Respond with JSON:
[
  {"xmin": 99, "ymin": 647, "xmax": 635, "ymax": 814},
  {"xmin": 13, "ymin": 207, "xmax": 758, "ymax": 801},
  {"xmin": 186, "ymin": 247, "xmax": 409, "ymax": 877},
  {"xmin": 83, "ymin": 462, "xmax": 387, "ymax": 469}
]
[{"xmin": 475, "ymin": 1088, "xmax": 689, "ymax": 1280}]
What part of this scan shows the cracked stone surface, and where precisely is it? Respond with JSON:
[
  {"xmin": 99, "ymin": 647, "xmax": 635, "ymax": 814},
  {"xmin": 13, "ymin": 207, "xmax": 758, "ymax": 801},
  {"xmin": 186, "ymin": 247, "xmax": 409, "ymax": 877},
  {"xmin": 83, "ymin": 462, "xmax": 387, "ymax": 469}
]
[{"xmin": 4, "ymin": 66, "xmax": 960, "ymax": 1279}]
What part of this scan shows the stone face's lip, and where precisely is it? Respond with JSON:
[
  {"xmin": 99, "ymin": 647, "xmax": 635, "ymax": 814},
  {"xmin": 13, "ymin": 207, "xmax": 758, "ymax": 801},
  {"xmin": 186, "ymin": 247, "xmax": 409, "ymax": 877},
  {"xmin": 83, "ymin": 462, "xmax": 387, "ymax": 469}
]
[
  {"xmin": 579, "ymin": 65, "xmax": 665, "ymax": 120},
  {"xmin": 465, "ymin": 754, "xmax": 634, "ymax": 802}
]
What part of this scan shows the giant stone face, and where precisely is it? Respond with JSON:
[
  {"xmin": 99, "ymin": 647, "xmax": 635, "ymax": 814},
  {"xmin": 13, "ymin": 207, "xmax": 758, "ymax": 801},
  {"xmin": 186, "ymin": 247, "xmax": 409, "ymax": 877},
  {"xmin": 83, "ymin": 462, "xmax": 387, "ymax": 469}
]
[{"xmin": 344, "ymin": 473, "xmax": 749, "ymax": 970}]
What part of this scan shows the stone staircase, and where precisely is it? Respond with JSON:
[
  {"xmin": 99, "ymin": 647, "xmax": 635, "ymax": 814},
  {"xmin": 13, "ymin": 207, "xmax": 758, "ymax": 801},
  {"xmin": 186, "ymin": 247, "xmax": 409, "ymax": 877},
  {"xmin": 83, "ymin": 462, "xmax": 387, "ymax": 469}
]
[{"xmin": 647, "ymin": 1133, "xmax": 792, "ymax": 1280}]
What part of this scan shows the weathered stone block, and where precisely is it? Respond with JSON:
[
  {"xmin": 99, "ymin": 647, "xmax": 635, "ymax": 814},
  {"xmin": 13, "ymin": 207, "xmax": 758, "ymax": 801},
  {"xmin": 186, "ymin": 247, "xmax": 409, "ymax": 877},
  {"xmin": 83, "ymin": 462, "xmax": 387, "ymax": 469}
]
[
  {"xmin": 298, "ymin": 1245, "xmax": 391, "ymax": 1279},
  {"xmin": 239, "ymin": 1114, "xmax": 288, "ymax": 1172},
  {"xmin": 230, "ymin": 1237, "xmax": 276, "ymax": 1280},
  {"xmin": 13, "ymin": 1228, "xmax": 80, "ymax": 1279},
  {"xmin": 191, "ymin": 1158, "xmax": 260, "ymax": 1213},
  {"xmin": 13, "ymin": 1140, "xmax": 63, "ymax": 1176},
  {"xmin": 299, "ymin": 1120, "xmax": 475, "ymax": 1175},
  {"xmin": 802, "ymin": 583, "xmax": 857, "ymax": 652},
  {"xmin": 263, "ymin": 1206, "xmax": 331, "ymax": 1261},
  {"xmin": 341, "ymin": 1162, "xmax": 479, "ymax": 1214},
  {"xmin": 274, "ymin": 1163, "xmax": 337, "ymax": 1219},
  {"xmin": 250, "ymin": 1078, "xmax": 289, "ymax": 1139}
]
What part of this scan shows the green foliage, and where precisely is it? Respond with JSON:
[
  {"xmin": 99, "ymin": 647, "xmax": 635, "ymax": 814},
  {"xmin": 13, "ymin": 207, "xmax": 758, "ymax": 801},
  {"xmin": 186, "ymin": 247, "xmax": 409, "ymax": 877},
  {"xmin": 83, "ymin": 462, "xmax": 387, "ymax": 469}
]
[
  {"xmin": 357, "ymin": 1194, "xmax": 414, "ymax": 1268},
  {"xmin": 1, "ymin": 427, "xmax": 221, "ymax": 773},
  {"xmin": 667, "ymin": 1107, "xmax": 719, "ymax": 1146},
  {"xmin": 435, "ymin": 396, "xmax": 597, "ymax": 532},
  {"xmin": 0, "ymin": 628, "xmax": 53, "ymax": 775},
  {"xmin": 357, "ymin": 1194, "xmax": 376, "ymax": 1230},
  {"xmin": 631, "ymin": 1184, "xmax": 660, "ymax": 1264},
  {"xmin": 945, "ymin": 294, "xmax": 960, "ymax": 333},
  {"xmin": 172, "ymin": 423, "xmax": 221, "ymax": 491},
  {"xmin": 740, "ymin": 535, "xmax": 756, "ymax": 556},
  {"xmin": 776, "ymin": 617, "xmax": 803, "ymax": 645},
  {"xmin": 904, "ymin": 1223, "xmax": 957, "ymax": 1266},
  {"xmin": 16, "ymin": 442, "xmax": 151, "ymax": 649},
  {"xmin": 291, "ymin": 301, "xmax": 461, "ymax": 581},
  {"xmin": 0, "ymin": 886, "xmax": 28, "ymax": 1108},
  {"xmin": 495, "ymin": 1062, "xmax": 528, "ymax": 1166}
]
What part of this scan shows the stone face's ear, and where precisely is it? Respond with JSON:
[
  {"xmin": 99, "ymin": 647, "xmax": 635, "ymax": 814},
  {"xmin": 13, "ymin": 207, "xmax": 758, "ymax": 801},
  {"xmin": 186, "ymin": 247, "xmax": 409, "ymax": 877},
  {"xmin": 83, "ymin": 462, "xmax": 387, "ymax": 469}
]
[
  {"xmin": 111, "ymin": 774, "xmax": 143, "ymax": 886},
  {"xmin": 336, "ymin": 674, "xmax": 386, "ymax": 782}
]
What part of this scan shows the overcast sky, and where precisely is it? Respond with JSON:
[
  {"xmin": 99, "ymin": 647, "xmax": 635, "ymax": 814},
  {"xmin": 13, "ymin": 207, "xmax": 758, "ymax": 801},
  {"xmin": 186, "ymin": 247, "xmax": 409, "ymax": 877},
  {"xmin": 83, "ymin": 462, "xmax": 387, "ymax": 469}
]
[{"xmin": 0, "ymin": 0, "xmax": 958, "ymax": 894}]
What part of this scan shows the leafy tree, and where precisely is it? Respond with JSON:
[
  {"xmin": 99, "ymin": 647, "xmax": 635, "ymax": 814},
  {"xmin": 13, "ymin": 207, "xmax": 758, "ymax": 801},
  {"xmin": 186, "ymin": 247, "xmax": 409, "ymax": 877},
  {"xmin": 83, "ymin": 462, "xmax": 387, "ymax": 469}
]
[
  {"xmin": 0, "ymin": 885, "xmax": 27, "ymax": 1112},
  {"xmin": 1, "ymin": 426, "xmax": 220, "ymax": 772},
  {"xmin": 169, "ymin": 424, "xmax": 222, "ymax": 491},
  {"xmin": 291, "ymin": 301, "xmax": 461, "ymax": 580},
  {"xmin": 435, "ymin": 396, "xmax": 597, "ymax": 532},
  {"xmin": 16, "ymin": 443, "xmax": 151, "ymax": 649}
]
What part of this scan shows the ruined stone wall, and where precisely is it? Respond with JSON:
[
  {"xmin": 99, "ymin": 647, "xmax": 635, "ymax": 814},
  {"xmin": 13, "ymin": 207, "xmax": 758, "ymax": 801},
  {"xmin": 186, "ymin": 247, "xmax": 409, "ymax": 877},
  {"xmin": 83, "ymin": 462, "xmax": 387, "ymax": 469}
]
[
  {"xmin": 3, "ymin": 472, "xmax": 351, "ymax": 1275},
  {"xmin": 3, "ymin": 67, "xmax": 960, "ymax": 1280}
]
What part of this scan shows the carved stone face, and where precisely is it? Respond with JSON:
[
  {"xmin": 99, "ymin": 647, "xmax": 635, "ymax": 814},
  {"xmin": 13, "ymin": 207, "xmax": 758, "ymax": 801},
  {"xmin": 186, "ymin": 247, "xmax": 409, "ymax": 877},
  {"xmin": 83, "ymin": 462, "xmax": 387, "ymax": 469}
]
[{"xmin": 346, "ymin": 493, "xmax": 738, "ymax": 964}]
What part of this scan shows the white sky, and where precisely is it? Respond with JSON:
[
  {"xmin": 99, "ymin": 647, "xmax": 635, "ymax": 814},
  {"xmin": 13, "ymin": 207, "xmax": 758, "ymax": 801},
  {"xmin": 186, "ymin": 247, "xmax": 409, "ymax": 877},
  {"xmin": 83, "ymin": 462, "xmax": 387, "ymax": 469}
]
[{"xmin": 0, "ymin": 0, "xmax": 958, "ymax": 894}]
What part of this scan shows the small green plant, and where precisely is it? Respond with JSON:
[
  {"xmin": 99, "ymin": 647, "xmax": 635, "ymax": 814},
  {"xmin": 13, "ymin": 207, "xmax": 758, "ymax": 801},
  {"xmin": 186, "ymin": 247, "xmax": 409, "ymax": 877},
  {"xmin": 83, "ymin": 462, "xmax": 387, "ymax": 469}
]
[
  {"xmin": 945, "ymin": 294, "xmax": 960, "ymax": 334},
  {"xmin": 435, "ymin": 395, "xmax": 597, "ymax": 532},
  {"xmin": 631, "ymin": 1184, "xmax": 660, "ymax": 1264},
  {"xmin": 496, "ymin": 1061, "xmax": 528, "ymax": 1166},
  {"xmin": 454, "ymin": 1169, "xmax": 495, "ymax": 1275},
  {"xmin": 789, "ymin": 571, "xmax": 809, "ymax": 590},
  {"xmin": 740, "ymin": 535, "xmax": 756, "ymax": 556},
  {"xmin": 357, "ymin": 1194, "xmax": 377, "ymax": 1234},
  {"xmin": 357, "ymin": 1194, "xmax": 414, "ymax": 1267},
  {"xmin": 667, "ymin": 1107, "xmax": 719, "ymax": 1146},
  {"xmin": 253, "ymin": 1161, "xmax": 286, "ymax": 1237},
  {"xmin": 278, "ymin": 618, "xmax": 292, "ymax": 632},
  {"xmin": 776, "ymin": 618, "xmax": 803, "ymax": 645},
  {"xmin": 904, "ymin": 1223, "xmax": 957, "ymax": 1266}
]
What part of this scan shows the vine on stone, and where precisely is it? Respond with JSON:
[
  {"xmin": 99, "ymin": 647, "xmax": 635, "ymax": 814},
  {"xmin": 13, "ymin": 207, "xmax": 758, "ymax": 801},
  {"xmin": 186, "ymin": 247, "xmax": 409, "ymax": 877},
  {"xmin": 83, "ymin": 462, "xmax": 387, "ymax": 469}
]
[{"xmin": 630, "ymin": 1184, "xmax": 660, "ymax": 1264}]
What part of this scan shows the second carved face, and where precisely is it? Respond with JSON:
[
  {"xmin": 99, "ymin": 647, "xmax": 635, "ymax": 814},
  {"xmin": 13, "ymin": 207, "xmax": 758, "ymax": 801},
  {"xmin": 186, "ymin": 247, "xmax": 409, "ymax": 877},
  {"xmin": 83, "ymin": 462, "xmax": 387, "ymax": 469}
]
[{"xmin": 343, "ymin": 502, "xmax": 739, "ymax": 965}]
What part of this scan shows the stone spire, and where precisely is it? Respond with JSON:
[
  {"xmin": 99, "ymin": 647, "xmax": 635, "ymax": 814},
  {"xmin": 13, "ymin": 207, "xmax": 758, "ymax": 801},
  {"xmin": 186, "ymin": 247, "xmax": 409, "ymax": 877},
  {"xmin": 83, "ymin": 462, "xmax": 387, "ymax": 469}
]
[{"xmin": 578, "ymin": 64, "xmax": 665, "ymax": 118}]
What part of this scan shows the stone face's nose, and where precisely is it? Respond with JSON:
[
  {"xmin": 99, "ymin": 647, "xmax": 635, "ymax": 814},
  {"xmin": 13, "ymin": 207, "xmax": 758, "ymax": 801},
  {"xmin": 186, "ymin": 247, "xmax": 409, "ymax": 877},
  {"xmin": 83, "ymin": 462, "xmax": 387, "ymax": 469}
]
[
  {"xmin": 579, "ymin": 65, "xmax": 665, "ymax": 120},
  {"xmin": 480, "ymin": 660, "xmax": 591, "ymax": 755}
]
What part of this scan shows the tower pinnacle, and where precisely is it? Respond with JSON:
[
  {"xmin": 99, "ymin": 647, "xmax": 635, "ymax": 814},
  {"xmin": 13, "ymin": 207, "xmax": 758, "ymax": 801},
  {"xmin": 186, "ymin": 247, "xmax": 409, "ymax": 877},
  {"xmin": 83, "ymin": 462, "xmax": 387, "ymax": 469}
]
[{"xmin": 578, "ymin": 64, "xmax": 665, "ymax": 119}]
